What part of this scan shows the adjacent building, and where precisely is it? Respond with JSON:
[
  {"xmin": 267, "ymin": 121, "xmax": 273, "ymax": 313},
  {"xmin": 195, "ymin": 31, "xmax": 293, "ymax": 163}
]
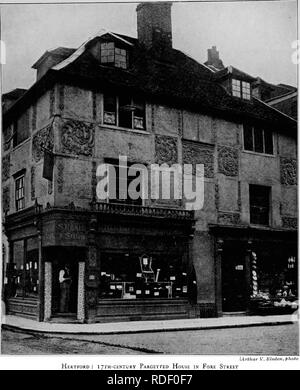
[{"xmin": 2, "ymin": 2, "xmax": 297, "ymax": 323}]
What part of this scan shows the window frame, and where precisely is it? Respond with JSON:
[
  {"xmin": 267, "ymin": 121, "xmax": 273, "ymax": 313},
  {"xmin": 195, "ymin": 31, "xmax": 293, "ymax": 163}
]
[
  {"xmin": 100, "ymin": 42, "xmax": 128, "ymax": 69},
  {"xmin": 249, "ymin": 184, "xmax": 271, "ymax": 226},
  {"xmin": 231, "ymin": 78, "xmax": 251, "ymax": 100},
  {"xmin": 242, "ymin": 124, "xmax": 274, "ymax": 156},
  {"xmin": 103, "ymin": 94, "xmax": 146, "ymax": 131},
  {"xmin": 15, "ymin": 174, "xmax": 25, "ymax": 211},
  {"xmin": 104, "ymin": 158, "xmax": 146, "ymax": 206}
]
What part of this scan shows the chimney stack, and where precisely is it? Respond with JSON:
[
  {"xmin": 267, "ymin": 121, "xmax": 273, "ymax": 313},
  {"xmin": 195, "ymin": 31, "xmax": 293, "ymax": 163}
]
[
  {"xmin": 205, "ymin": 46, "xmax": 224, "ymax": 70},
  {"xmin": 136, "ymin": 2, "xmax": 173, "ymax": 50}
]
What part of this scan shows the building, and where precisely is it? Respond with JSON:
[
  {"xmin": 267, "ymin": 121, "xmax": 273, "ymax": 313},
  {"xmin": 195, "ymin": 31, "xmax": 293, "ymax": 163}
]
[{"xmin": 2, "ymin": 2, "xmax": 298, "ymax": 323}]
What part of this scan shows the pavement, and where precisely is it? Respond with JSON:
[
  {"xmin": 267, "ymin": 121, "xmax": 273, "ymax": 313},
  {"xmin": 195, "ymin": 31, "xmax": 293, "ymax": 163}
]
[{"xmin": 1, "ymin": 313, "xmax": 298, "ymax": 335}]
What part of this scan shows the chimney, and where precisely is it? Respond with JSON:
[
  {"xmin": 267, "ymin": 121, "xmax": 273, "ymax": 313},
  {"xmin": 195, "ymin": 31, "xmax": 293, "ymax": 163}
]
[
  {"xmin": 136, "ymin": 2, "xmax": 173, "ymax": 50},
  {"xmin": 205, "ymin": 46, "xmax": 224, "ymax": 70}
]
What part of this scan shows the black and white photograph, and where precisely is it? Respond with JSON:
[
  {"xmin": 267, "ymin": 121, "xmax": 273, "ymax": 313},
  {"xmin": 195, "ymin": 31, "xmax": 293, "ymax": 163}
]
[{"xmin": 0, "ymin": 0, "xmax": 299, "ymax": 370}]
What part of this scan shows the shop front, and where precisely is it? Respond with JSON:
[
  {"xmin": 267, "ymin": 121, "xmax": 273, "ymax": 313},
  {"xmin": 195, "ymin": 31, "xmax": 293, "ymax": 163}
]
[
  {"xmin": 211, "ymin": 225, "xmax": 298, "ymax": 316},
  {"xmin": 4, "ymin": 203, "xmax": 197, "ymax": 323}
]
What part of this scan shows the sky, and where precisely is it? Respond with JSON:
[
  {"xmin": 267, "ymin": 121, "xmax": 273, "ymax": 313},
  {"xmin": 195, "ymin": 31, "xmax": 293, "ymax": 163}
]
[{"xmin": 0, "ymin": 0, "xmax": 298, "ymax": 94}]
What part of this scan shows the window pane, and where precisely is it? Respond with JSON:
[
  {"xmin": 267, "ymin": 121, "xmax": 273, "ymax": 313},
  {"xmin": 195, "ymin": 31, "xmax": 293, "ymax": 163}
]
[
  {"xmin": 250, "ymin": 185, "xmax": 270, "ymax": 225},
  {"xmin": 264, "ymin": 130, "xmax": 273, "ymax": 155},
  {"xmin": 243, "ymin": 124, "xmax": 253, "ymax": 151},
  {"xmin": 133, "ymin": 98, "xmax": 145, "ymax": 130},
  {"xmin": 119, "ymin": 95, "xmax": 133, "ymax": 128},
  {"xmin": 101, "ymin": 42, "xmax": 114, "ymax": 64},
  {"xmin": 254, "ymin": 127, "xmax": 264, "ymax": 153},
  {"xmin": 103, "ymin": 95, "xmax": 117, "ymax": 125}
]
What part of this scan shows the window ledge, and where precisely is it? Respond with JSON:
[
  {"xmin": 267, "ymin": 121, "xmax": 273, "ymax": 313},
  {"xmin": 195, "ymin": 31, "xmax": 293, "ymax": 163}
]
[
  {"xmin": 100, "ymin": 124, "xmax": 149, "ymax": 135},
  {"xmin": 242, "ymin": 150, "xmax": 275, "ymax": 158}
]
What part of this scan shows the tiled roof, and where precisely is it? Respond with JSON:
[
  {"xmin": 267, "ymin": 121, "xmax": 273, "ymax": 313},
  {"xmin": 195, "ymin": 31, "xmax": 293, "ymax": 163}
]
[{"xmin": 3, "ymin": 35, "xmax": 297, "ymax": 131}]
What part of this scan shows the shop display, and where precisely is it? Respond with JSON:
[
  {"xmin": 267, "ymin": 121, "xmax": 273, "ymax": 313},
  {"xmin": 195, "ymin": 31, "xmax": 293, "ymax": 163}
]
[
  {"xmin": 249, "ymin": 252, "xmax": 298, "ymax": 314},
  {"xmin": 99, "ymin": 254, "xmax": 189, "ymax": 299}
]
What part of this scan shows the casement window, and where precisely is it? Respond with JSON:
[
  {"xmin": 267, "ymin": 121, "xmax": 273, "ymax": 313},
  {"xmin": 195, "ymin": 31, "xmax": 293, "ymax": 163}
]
[
  {"xmin": 232, "ymin": 79, "xmax": 251, "ymax": 100},
  {"xmin": 249, "ymin": 184, "xmax": 270, "ymax": 226},
  {"xmin": 103, "ymin": 94, "xmax": 146, "ymax": 130},
  {"xmin": 105, "ymin": 158, "xmax": 144, "ymax": 206},
  {"xmin": 100, "ymin": 42, "xmax": 127, "ymax": 69},
  {"xmin": 15, "ymin": 175, "xmax": 25, "ymax": 211},
  {"xmin": 243, "ymin": 124, "xmax": 273, "ymax": 155}
]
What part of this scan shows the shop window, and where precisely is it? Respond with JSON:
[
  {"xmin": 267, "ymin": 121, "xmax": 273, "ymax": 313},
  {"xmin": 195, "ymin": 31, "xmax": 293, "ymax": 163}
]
[
  {"xmin": 100, "ymin": 42, "xmax": 127, "ymax": 69},
  {"xmin": 15, "ymin": 175, "xmax": 25, "ymax": 211},
  {"xmin": 99, "ymin": 253, "xmax": 189, "ymax": 300},
  {"xmin": 243, "ymin": 125, "xmax": 273, "ymax": 155},
  {"xmin": 103, "ymin": 94, "xmax": 146, "ymax": 130},
  {"xmin": 9, "ymin": 239, "xmax": 39, "ymax": 298},
  {"xmin": 249, "ymin": 184, "xmax": 270, "ymax": 226},
  {"xmin": 249, "ymin": 251, "xmax": 298, "ymax": 313},
  {"xmin": 105, "ymin": 158, "xmax": 143, "ymax": 205}
]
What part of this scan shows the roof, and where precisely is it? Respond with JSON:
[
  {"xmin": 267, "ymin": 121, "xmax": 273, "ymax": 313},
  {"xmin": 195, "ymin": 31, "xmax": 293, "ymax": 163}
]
[
  {"xmin": 3, "ymin": 33, "xmax": 297, "ymax": 131},
  {"xmin": 214, "ymin": 66, "xmax": 257, "ymax": 82},
  {"xmin": 2, "ymin": 88, "xmax": 27, "ymax": 100},
  {"xmin": 32, "ymin": 47, "xmax": 76, "ymax": 69}
]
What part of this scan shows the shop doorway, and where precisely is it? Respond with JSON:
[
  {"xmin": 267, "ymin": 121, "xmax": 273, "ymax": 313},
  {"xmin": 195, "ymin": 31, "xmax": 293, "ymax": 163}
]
[
  {"xmin": 222, "ymin": 245, "xmax": 247, "ymax": 312},
  {"xmin": 47, "ymin": 247, "xmax": 85, "ymax": 316}
]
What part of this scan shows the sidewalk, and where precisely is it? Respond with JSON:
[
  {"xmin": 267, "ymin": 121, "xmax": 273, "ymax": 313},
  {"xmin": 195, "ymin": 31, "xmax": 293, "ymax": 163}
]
[{"xmin": 2, "ymin": 313, "xmax": 298, "ymax": 335}]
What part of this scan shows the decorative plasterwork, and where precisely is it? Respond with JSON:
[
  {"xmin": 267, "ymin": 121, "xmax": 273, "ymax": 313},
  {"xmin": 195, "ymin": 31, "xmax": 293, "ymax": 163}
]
[
  {"xmin": 218, "ymin": 146, "xmax": 238, "ymax": 177},
  {"xmin": 282, "ymin": 216, "xmax": 297, "ymax": 229},
  {"xmin": 31, "ymin": 166, "xmax": 35, "ymax": 200},
  {"xmin": 32, "ymin": 125, "xmax": 54, "ymax": 162},
  {"xmin": 2, "ymin": 154, "xmax": 10, "ymax": 182},
  {"xmin": 155, "ymin": 135, "xmax": 178, "ymax": 165},
  {"xmin": 182, "ymin": 141, "xmax": 214, "ymax": 178},
  {"xmin": 61, "ymin": 119, "xmax": 95, "ymax": 156},
  {"xmin": 280, "ymin": 158, "xmax": 297, "ymax": 185},
  {"xmin": 2, "ymin": 186, "xmax": 10, "ymax": 213},
  {"xmin": 218, "ymin": 211, "xmax": 240, "ymax": 225}
]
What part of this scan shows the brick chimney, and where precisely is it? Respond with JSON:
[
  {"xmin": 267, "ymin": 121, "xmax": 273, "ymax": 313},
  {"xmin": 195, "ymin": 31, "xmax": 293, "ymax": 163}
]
[
  {"xmin": 136, "ymin": 2, "xmax": 173, "ymax": 50},
  {"xmin": 204, "ymin": 46, "xmax": 224, "ymax": 70}
]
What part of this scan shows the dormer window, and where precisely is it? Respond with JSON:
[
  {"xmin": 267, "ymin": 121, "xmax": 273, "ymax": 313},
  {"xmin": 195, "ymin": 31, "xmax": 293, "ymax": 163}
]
[
  {"xmin": 100, "ymin": 42, "xmax": 127, "ymax": 69},
  {"xmin": 232, "ymin": 78, "xmax": 251, "ymax": 100}
]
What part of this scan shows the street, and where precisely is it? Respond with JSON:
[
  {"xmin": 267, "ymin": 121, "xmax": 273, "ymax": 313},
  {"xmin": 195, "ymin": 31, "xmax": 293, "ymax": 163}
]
[{"xmin": 1, "ymin": 324, "xmax": 299, "ymax": 355}]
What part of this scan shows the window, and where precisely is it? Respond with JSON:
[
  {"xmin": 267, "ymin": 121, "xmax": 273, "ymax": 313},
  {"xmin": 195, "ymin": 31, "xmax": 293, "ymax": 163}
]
[
  {"xmin": 232, "ymin": 79, "xmax": 241, "ymax": 98},
  {"xmin": 243, "ymin": 125, "xmax": 273, "ymax": 155},
  {"xmin": 249, "ymin": 185, "xmax": 270, "ymax": 225},
  {"xmin": 103, "ymin": 94, "xmax": 146, "ymax": 130},
  {"xmin": 100, "ymin": 42, "xmax": 127, "ymax": 69},
  {"xmin": 232, "ymin": 79, "xmax": 251, "ymax": 100},
  {"xmin": 15, "ymin": 175, "xmax": 25, "ymax": 211},
  {"xmin": 99, "ymin": 253, "xmax": 189, "ymax": 300},
  {"xmin": 242, "ymin": 81, "xmax": 251, "ymax": 100},
  {"xmin": 105, "ymin": 158, "xmax": 143, "ymax": 206}
]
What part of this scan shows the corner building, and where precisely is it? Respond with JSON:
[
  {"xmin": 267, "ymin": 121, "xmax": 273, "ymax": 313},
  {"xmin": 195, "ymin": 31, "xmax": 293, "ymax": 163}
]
[{"xmin": 2, "ymin": 2, "xmax": 297, "ymax": 322}]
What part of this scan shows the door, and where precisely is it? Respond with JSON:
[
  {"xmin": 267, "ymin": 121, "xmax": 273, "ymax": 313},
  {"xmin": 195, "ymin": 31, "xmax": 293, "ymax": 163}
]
[
  {"xmin": 52, "ymin": 259, "xmax": 78, "ymax": 314},
  {"xmin": 222, "ymin": 246, "xmax": 247, "ymax": 312}
]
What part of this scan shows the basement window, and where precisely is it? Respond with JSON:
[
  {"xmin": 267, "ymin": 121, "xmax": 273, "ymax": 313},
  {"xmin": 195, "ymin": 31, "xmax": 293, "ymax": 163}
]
[
  {"xmin": 100, "ymin": 42, "xmax": 127, "ymax": 69},
  {"xmin": 103, "ymin": 94, "xmax": 146, "ymax": 130}
]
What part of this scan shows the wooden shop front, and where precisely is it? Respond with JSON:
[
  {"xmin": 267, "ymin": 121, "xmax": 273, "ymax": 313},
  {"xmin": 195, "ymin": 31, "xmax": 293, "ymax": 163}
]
[{"xmin": 4, "ymin": 203, "xmax": 197, "ymax": 323}]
